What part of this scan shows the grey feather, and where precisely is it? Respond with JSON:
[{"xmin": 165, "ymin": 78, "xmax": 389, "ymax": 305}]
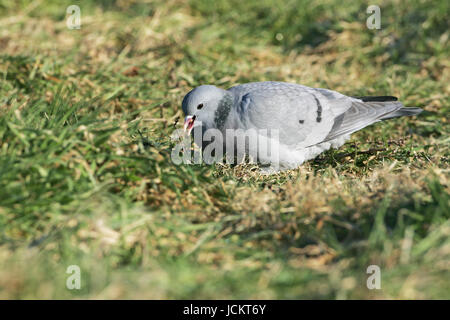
[
  {"xmin": 324, "ymin": 100, "xmax": 414, "ymax": 142},
  {"xmin": 379, "ymin": 107, "xmax": 423, "ymax": 120}
]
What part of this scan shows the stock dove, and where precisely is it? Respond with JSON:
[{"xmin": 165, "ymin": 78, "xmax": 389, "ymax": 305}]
[{"xmin": 181, "ymin": 81, "xmax": 422, "ymax": 172}]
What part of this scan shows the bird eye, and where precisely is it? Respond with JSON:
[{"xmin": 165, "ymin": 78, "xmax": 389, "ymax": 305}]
[{"xmin": 197, "ymin": 103, "xmax": 204, "ymax": 110}]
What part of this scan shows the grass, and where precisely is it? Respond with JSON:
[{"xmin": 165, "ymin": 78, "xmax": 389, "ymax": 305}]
[{"xmin": 0, "ymin": 0, "xmax": 448, "ymax": 299}]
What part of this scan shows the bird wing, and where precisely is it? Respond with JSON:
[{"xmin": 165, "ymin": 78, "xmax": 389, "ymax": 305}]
[
  {"xmin": 322, "ymin": 100, "xmax": 403, "ymax": 142},
  {"xmin": 229, "ymin": 82, "xmax": 353, "ymax": 148},
  {"xmin": 229, "ymin": 82, "xmax": 406, "ymax": 148}
]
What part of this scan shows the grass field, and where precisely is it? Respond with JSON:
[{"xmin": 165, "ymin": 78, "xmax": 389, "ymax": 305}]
[{"xmin": 0, "ymin": 0, "xmax": 448, "ymax": 299}]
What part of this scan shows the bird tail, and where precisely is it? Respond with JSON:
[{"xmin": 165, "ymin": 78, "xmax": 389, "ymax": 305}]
[
  {"xmin": 352, "ymin": 96, "xmax": 423, "ymax": 120},
  {"xmin": 322, "ymin": 96, "xmax": 422, "ymax": 143},
  {"xmin": 379, "ymin": 107, "xmax": 423, "ymax": 120}
]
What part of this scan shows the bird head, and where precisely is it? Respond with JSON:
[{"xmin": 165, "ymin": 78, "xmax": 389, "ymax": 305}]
[{"xmin": 181, "ymin": 85, "xmax": 230, "ymax": 135}]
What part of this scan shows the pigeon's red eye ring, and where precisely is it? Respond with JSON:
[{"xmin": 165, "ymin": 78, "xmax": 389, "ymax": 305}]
[{"xmin": 197, "ymin": 103, "xmax": 204, "ymax": 110}]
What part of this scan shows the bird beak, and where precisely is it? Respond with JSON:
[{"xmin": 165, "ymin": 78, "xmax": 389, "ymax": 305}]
[{"xmin": 183, "ymin": 115, "xmax": 196, "ymax": 135}]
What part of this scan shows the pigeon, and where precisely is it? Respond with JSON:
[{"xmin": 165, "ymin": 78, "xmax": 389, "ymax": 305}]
[{"xmin": 181, "ymin": 81, "xmax": 422, "ymax": 172}]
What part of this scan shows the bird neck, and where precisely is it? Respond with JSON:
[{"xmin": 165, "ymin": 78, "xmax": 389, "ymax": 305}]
[{"xmin": 214, "ymin": 92, "xmax": 233, "ymax": 130}]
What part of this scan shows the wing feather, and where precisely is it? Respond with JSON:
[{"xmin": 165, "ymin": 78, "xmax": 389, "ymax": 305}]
[
  {"xmin": 323, "ymin": 100, "xmax": 403, "ymax": 141},
  {"xmin": 227, "ymin": 82, "xmax": 403, "ymax": 148}
]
